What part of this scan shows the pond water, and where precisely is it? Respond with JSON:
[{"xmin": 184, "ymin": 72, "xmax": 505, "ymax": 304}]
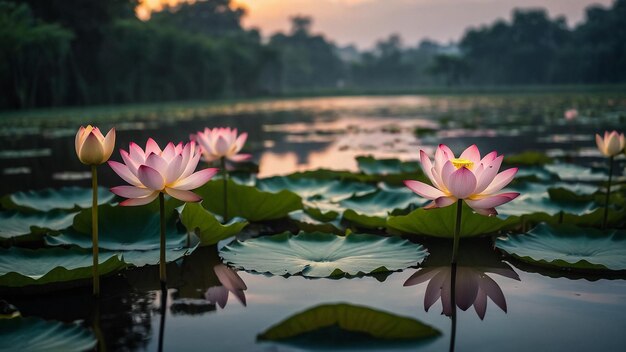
[{"xmin": 1, "ymin": 94, "xmax": 626, "ymax": 351}]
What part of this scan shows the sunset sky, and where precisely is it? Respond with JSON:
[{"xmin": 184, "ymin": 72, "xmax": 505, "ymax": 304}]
[{"xmin": 137, "ymin": 0, "xmax": 614, "ymax": 49}]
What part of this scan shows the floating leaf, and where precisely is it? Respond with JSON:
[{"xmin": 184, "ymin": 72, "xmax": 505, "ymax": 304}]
[
  {"xmin": 0, "ymin": 187, "xmax": 115, "ymax": 212},
  {"xmin": 179, "ymin": 203, "xmax": 248, "ymax": 246},
  {"xmin": 545, "ymin": 163, "xmax": 607, "ymax": 182},
  {"xmin": 356, "ymin": 156, "xmax": 421, "ymax": 175},
  {"xmin": 220, "ymin": 232, "xmax": 428, "ymax": 278},
  {"xmin": 497, "ymin": 182, "xmax": 597, "ymax": 217},
  {"xmin": 387, "ymin": 203, "xmax": 516, "ymax": 238},
  {"xmin": 0, "ymin": 210, "xmax": 76, "ymax": 243},
  {"xmin": 195, "ymin": 180, "xmax": 302, "ymax": 221},
  {"xmin": 46, "ymin": 204, "xmax": 186, "ymax": 250},
  {"xmin": 504, "ymin": 151, "xmax": 553, "ymax": 166},
  {"xmin": 496, "ymin": 223, "xmax": 626, "ymax": 271},
  {"xmin": 257, "ymin": 176, "xmax": 376, "ymax": 202},
  {"xmin": 340, "ymin": 189, "xmax": 421, "ymax": 217},
  {"xmin": 0, "ymin": 317, "xmax": 96, "ymax": 351},
  {"xmin": 119, "ymin": 246, "xmax": 198, "ymax": 267},
  {"xmin": 0, "ymin": 247, "xmax": 125, "ymax": 287},
  {"xmin": 258, "ymin": 303, "xmax": 440, "ymax": 346}
]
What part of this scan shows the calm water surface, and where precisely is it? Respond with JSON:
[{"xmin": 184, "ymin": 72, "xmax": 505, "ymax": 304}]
[{"xmin": 1, "ymin": 94, "xmax": 626, "ymax": 351}]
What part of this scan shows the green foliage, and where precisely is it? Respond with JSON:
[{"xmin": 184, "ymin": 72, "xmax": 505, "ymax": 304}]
[
  {"xmin": 196, "ymin": 180, "xmax": 302, "ymax": 222},
  {"xmin": 0, "ymin": 187, "xmax": 114, "ymax": 212},
  {"xmin": 258, "ymin": 303, "xmax": 440, "ymax": 344},
  {"xmin": 0, "ymin": 317, "xmax": 96, "ymax": 351},
  {"xmin": 220, "ymin": 232, "xmax": 428, "ymax": 278},
  {"xmin": 387, "ymin": 203, "xmax": 516, "ymax": 238},
  {"xmin": 496, "ymin": 223, "xmax": 626, "ymax": 271},
  {"xmin": 179, "ymin": 203, "xmax": 248, "ymax": 246},
  {"xmin": 504, "ymin": 151, "xmax": 553, "ymax": 166},
  {"xmin": 0, "ymin": 210, "xmax": 75, "ymax": 243}
]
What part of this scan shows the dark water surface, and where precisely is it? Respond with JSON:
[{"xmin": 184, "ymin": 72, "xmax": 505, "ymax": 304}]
[{"xmin": 1, "ymin": 94, "xmax": 626, "ymax": 351}]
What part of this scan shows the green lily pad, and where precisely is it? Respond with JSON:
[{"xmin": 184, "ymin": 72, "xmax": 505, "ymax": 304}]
[
  {"xmin": 1, "ymin": 187, "xmax": 115, "ymax": 212},
  {"xmin": 179, "ymin": 203, "xmax": 248, "ymax": 246},
  {"xmin": 220, "ymin": 232, "xmax": 428, "ymax": 278},
  {"xmin": 356, "ymin": 156, "xmax": 421, "ymax": 175},
  {"xmin": 257, "ymin": 176, "xmax": 376, "ymax": 202},
  {"xmin": 387, "ymin": 203, "xmax": 516, "ymax": 238},
  {"xmin": 545, "ymin": 163, "xmax": 607, "ymax": 182},
  {"xmin": 0, "ymin": 317, "xmax": 96, "ymax": 351},
  {"xmin": 340, "ymin": 189, "xmax": 422, "ymax": 217},
  {"xmin": 0, "ymin": 247, "xmax": 126, "ymax": 287},
  {"xmin": 504, "ymin": 151, "xmax": 553, "ymax": 166},
  {"xmin": 0, "ymin": 210, "xmax": 76, "ymax": 242},
  {"xmin": 46, "ymin": 204, "xmax": 187, "ymax": 250},
  {"xmin": 258, "ymin": 303, "xmax": 440, "ymax": 345},
  {"xmin": 118, "ymin": 246, "xmax": 198, "ymax": 267},
  {"xmin": 496, "ymin": 223, "xmax": 626, "ymax": 271},
  {"xmin": 497, "ymin": 182, "xmax": 597, "ymax": 217},
  {"xmin": 195, "ymin": 180, "xmax": 302, "ymax": 222}
]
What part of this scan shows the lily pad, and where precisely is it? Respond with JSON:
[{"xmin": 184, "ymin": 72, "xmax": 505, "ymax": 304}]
[
  {"xmin": 340, "ymin": 189, "xmax": 421, "ymax": 217},
  {"xmin": 356, "ymin": 156, "xmax": 421, "ymax": 175},
  {"xmin": 0, "ymin": 317, "xmax": 96, "ymax": 351},
  {"xmin": 496, "ymin": 182, "xmax": 597, "ymax": 217},
  {"xmin": 46, "ymin": 204, "xmax": 187, "ymax": 250},
  {"xmin": 496, "ymin": 223, "xmax": 626, "ymax": 271},
  {"xmin": 220, "ymin": 232, "xmax": 428, "ymax": 278},
  {"xmin": 257, "ymin": 176, "xmax": 376, "ymax": 202},
  {"xmin": 504, "ymin": 151, "xmax": 553, "ymax": 166},
  {"xmin": 387, "ymin": 203, "xmax": 516, "ymax": 238},
  {"xmin": 545, "ymin": 163, "xmax": 607, "ymax": 182},
  {"xmin": 0, "ymin": 210, "xmax": 76, "ymax": 242},
  {"xmin": 1, "ymin": 187, "xmax": 115, "ymax": 212},
  {"xmin": 195, "ymin": 180, "xmax": 302, "ymax": 221},
  {"xmin": 179, "ymin": 203, "xmax": 248, "ymax": 246},
  {"xmin": 0, "ymin": 247, "xmax": 126, "ymax": 287},
  {"xmin": 119, "ymin": 246, "xmax": 198, "ymax": 267},
  {"xmin": 258, "ymin": 303, "xmax": 440, "ymax": 345}
]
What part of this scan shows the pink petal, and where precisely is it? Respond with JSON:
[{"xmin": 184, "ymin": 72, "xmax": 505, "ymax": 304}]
[
  {"xmin": 164, "ymin": 188, "xmax": 201, "ymax": 202},
  {"xmin": 120, "ymin": 149, "xmax": 141, "ymax": 177},
  {"xmin": 228, "ymin": 153, "xmax": 251, "ymax": 162},
  {"xmin": 137, "ymin": 165, "xmax": 165, "ymax": 191},
  {"xmin": 103, "ymin": 128, "xmax": 116, "ymax": 161},
  {"xmin": 403, "ymin": 180, "xmax": 444, "ymax": 200},
  {"xmin": 110, "ymin": 185, "xmax": 154, "ymax": 198},
  {"xmin": 145, "ymin": 138, "xmax": 161, "ymax": 155},
  {"xmin": 435, "ymin": 196, "xmax": 457, "ymax": 208},
  {"xmin": 233, "ymin": 132, "xmax": 248, "ymax": 153},
  {"xmin": 465, "ymin": 192, "xmax": 519, "ymax": 209},
  {"xmin": 119, "ymin": 192, "xmax": 159, "ymax": 206},
  {"xmin": 434, "ymin": 144, "xmax": 453, "ymax": 172},
  {"xmin": 205, "ymin": 286, "xmax": 229, "ymax": 308},
  {"xmin": 75, "ymin": 126, "xmax": 85, "ymax": 157},
  {"xmin": 447, "ymin": 167, "xmax": 477, "ymax": 199},
  {"xmin": 145, "ymin": 153, "xmax": 168, "ymax": 174},
  {"xmin": 459, "ymin": 144, "xmax": 480, "ymax": 165},
  {"xmin": 424, "ymin": 270, "xmax": 447, "ymax": 312},
  {"xmin": 481, "ymin": 168, "xmax": 518, "ymax": 194},
  {"xmin": 128, "ymin": 142, "xmax": 146, "ymax": 164},
  {"xmin": 472, "ymin": 207, "xmax": 498, "ymax": 216},
  {"xmin": 215, "ymin": 135, "xmax": 230, "ymax": 156},
  {"xmin": 481, "ymin": 275, "xmax": 507, "ymax": 312},
  {"xmin": 108, "ymin": 161, "xmax": 142, "ymax": 186},
  {"xmin": 474, "ymin": 287, "xmax": 488, "ymax": 320},
  {"xmin": 164, "ymin": 155, "xmax": 184, "ymax": 184},
  {"xmin": 179, "ymin": 149, "xmax": 201, "ymax": 180},
  {"xmin": 173, "ymin": 168, "xmax": 218, "ymax": 190},
  {"xmin": 474, "ymin": 155, "xmax": 504, "ymax": 194},
  {"xmin": 404, "ymin": 268, "xmax": 439, "ymax": 286},
  {"xmin": 480, "ymin": 151, "xmax": 498, "ymax": 164},
  {"xmin": 78, "ymin": 132, "xmax": 104, "ymax": 165},
  {"xmin": 440, "ymin": 161, "xmax": 456, "ymax": 188},
  {"xmin": 161, "ymin": 142, "xmax": 176, "ymax": 161},
  {"xmin": 419, "ymin": 150, "xmax": 438, "ymax": 187},
  {"xmin": 214, "ymin": 264, "xmax": 247, "ymax": 291},
  {"xmin": 455, "ymin": 267, "xmax": 479, "ymax": 311}
]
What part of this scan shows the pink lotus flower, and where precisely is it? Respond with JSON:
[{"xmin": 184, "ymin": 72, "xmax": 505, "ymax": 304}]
[
  {"xmin": 192, "ymin": 127, "xmax": 251, "ymax": 163},
  {"xmin": 404, "ymin": 144, "xmax": 519, "ymax": 215},
  {"xmin": 109, "ymin": 138, "xmax": 218, "ymax": 206},
  {"xmin": 204, "ymin": 264, "xmax": 247, "ymax": 308},
  {"xmin": 564, "ymin": 109, "xmax": 578, "ymax": 121},
  {"xmin": 75, "ymin": 125, "xmax": 116, "ymax": 165},
  {"xmin": 404, "ymin": 265, "xmax": 519, "ymax": 320},
  {"xmin": 595, "ymin": 130, "xmax": 625, "ymax": 157}
]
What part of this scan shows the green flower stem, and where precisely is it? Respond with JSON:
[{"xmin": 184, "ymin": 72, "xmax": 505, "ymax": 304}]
[
  {"xmin": 91, "ymin": 165, "xmax": 99, "ymax": 297},
  {"xmin": 221, "ymin": 157, "xmax": 229, "ymax": 223},
  {"xmin": 159, "ymin": 192, "xmax": 166, "ymax": 284},
  {"xmin": 603, "ymin": 155, "xmax": 614, "ymax": 230},
  {"xmin": 451, "ymin": 200, "xmax": 463, "ymax": 264},
  {"xmin": 449, "ymin": 263, "xmax": 457, "ymax": 352}
]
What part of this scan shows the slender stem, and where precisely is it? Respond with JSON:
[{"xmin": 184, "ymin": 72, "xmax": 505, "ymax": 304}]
[
  {"xmin": 159, "ymin": 192, "xmax": 166, "ymax": 284},
  {"xmin": 91, "ymin": 165, "xmax": 100, "ymax": 297},
  {"xmin": 603, "ymin": 156, "xmax": 614, "ymax": 230},
  {"xmin": 158, "ymin": 282, "xmax": 167, "ymax": 352},
  {"xmin": 451, "ymin": 200, "xmax": 463, "ymax": 264},
  {"xmin": 449, "ymin": 263, "xmax": 458, "ymax": 352},
  {"xmin": 221, "ymin": 157, "xmax": 229, "ymax": 223}
]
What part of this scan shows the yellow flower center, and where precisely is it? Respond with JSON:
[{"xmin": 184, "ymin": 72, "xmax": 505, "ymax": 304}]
[{"xmin": 451, "ymin": 158, "xmax": 474, "ymax": 169}]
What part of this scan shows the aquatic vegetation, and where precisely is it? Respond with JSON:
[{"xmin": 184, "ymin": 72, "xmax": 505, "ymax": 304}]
[
  {"xmin": 179, "ymin": 203, "xmax": 248, "ymax": 246},
  {"xmin": 0, "ymin": 316, "xmax": 97, "ymax": 351},
  {"xmin": 595, "ymin": 130, "xmax": 625, "ymax": 229}
]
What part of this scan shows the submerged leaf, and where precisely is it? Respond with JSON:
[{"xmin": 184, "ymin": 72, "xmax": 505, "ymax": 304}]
[
  {"xmin": 220, "ymin": 232, "xmax": 428, "ymax": 278},
  {"xmin": 496, "ymin": 223, "xmax": 626, "ymax": 271},
  {"xmin": 0, "ymin": 317, "xmax": 96, "ymax": 351},
  {"xmin": 258, "ymin": 303, "xmax": 440, "ymax": 346}
]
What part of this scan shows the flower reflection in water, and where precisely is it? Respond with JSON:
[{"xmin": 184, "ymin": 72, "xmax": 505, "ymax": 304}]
[
  {"xmin": 205, "ymin": 264, "xmax": 247, "ymax": 309},
  {"xmin": 404, "ymin": 264, "xmax": 519, "ymax": 320}
]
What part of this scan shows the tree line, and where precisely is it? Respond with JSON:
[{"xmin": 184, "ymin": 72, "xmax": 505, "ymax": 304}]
[{"xmin": 1, "ymin": 0, "xmax": 625, "ymax": 110}]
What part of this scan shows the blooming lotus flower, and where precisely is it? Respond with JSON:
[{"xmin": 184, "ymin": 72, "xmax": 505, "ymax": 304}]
[
  {"xmin": 404, "ymin": 265, "xmax": 519, "ymax": 320},
  {"xmin": 192, "ymin": 127, "xmax": 251, "ymax": 163},
  {"xmin": 404, "ymin": 144, "xmax": 519, "ymax": 215},
  {"xmin": 595, "ymin": 131, "xmax": 625, "ymax": 157},
  {"xmin": 204, "ymin": 264, "xmax": 247, "ymax": 308},
  {"xmin": 109, "ymin": 138, "xmax": 218, "ymax": 206},
  {"xmin": 75, "ymin": 125, "xmax": 115, "ymax": 165},
  {"xmin": 564, "ymin": 109, "xmax": 578, "ymax": 121}
]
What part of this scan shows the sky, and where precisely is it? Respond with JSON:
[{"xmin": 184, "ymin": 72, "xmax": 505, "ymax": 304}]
[{"xmin": 138, "ymin": 0, "xmax": 615, "ymax": 49}]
